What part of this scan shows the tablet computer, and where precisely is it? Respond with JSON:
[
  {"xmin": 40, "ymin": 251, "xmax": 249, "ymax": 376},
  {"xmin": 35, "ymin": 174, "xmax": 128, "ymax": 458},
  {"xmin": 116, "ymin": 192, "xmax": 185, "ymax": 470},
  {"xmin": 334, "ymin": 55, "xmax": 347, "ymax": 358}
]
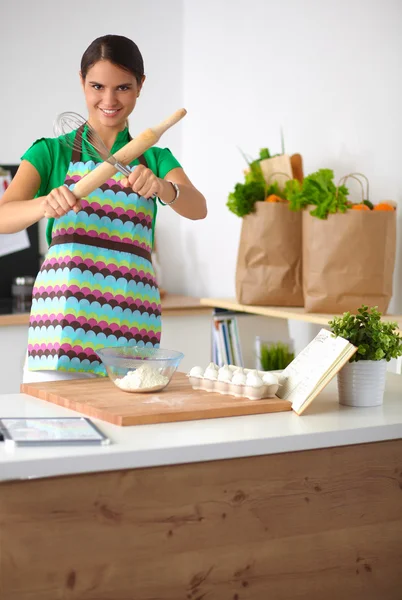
[{"xmin": 0, "ymin": 417, "xmax": 110, "ymax": 447}]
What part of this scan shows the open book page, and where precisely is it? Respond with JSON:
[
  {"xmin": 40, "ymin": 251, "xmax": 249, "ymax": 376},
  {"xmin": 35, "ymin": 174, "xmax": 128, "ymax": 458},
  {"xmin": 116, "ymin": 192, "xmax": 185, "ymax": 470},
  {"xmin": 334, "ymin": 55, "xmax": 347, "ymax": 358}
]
[{"xmin": 276, "ymin": 329, "xmax": 357, "ymax": 414}]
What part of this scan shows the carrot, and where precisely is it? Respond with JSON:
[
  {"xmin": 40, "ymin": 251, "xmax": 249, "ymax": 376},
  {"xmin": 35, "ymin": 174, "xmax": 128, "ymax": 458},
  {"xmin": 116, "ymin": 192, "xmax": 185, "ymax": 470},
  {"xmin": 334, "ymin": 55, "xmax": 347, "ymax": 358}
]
[
  {"xmin": 373, "ymin": 202, "xmax": 395, "ymax": 211},
  {"xmin": 265, "ymin": 194, "xmax": 283, "ymax": 203},
  {"xmin": 351, "ymin": 204, "xmax": 370, "ymax": 211}
]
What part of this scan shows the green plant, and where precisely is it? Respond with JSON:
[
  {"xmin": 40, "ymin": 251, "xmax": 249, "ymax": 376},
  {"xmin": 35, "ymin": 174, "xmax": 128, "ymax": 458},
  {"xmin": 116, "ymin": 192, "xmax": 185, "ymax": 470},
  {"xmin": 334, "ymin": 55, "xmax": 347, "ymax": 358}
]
[
  {"xmin": 226, "ymin": 180, "xmax": 265, "ymax": 217},
  {"xmin": 329, "ymin": 305, "xmax": 402, "ymax": 362},
  {"xmin": 287, "ymin": 169, "xmax": 349, "ymax": 219},
  {"xmin": 244, "ymin": 156, "xmax": 266, "ymax": 187},
  {"xmin": 284, "ymin": 178, "xmax": 303, "ymax": 207},
  {"xmin": 259, "ymin": 341, "xmax": 295, "ymax": 371},
  {"xmin": 227, "ymin": 148, "xmax": 288, "ymax": 217}
]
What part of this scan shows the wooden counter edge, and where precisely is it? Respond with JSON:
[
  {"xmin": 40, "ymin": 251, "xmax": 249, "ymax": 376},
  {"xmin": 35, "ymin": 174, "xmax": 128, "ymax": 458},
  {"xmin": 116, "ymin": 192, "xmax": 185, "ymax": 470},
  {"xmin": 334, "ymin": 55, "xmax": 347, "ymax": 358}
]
[{"xmin": 0, "ymin": 313, "xmax": 30, "ymax": 327}]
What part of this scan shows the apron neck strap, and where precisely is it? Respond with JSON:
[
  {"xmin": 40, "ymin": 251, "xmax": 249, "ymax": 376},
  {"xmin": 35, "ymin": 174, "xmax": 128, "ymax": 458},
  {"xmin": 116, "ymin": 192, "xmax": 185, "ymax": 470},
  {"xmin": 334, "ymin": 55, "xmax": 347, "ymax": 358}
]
[{"xmin": 71, "ymin": 124, "xmax": 85, "ymax": 163}]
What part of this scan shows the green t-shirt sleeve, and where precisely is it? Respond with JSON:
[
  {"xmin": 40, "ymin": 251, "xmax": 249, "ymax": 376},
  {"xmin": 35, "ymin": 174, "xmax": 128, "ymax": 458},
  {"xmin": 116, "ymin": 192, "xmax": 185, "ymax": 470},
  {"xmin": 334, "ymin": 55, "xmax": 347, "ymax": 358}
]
[
  {"xmin": 155, "ymin": 147, "xmax": 181, "ymax": 179},
  {"xmin": 20, "ymin": 138, "xmax": 53, "ymax": 198},
  {"xmin": 21, "ymin": 138, "xmax": 56, "ymax": 246}
]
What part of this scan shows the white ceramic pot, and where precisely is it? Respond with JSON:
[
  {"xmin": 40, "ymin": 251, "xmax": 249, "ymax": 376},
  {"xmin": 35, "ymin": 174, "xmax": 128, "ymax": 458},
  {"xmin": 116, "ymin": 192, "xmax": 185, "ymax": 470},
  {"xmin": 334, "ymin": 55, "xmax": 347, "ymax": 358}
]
[{"xmin": 337, "ymin": 360, "xmax": 387, "ymax": 407}]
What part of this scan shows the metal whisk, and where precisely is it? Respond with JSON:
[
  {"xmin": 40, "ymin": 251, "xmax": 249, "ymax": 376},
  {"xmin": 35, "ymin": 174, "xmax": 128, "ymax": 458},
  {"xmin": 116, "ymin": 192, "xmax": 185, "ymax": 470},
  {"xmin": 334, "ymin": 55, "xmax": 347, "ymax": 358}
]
[{"xmin": 53, "ymin": 111, "xmax": 132, "ymax": 176}]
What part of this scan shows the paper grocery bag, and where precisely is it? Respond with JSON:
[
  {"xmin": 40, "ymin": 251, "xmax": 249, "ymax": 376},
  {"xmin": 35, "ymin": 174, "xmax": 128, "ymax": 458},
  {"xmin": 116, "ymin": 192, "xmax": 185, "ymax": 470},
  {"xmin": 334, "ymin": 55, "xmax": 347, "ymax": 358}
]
[
  {"xmin": 236, "ymin": 202, "xmax": 303, "ymax": 306},
  {"xmin": 260, "ymin": 155, "xmax": 293, "ymax": 190},
  {"xmin": 303, "ymin": 209, "xmax": 396, "ymax": 314}
]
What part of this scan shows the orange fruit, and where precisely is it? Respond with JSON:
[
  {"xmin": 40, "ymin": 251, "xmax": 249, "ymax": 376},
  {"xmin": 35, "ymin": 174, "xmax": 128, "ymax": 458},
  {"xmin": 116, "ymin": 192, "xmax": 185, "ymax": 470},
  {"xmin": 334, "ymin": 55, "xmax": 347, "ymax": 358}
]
[
  {"xmin": 351, "ymin": 204, "xmax": 370, "ymax": 211},
  {"xmin": 373, "ymin": 202, "xmax": 395, "ymax": 211}
]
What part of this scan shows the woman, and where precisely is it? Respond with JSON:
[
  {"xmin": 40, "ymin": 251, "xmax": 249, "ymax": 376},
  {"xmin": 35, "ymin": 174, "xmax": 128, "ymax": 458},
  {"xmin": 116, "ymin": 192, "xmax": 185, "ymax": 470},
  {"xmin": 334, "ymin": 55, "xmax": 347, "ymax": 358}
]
[{"xmin": 0, "ymin": 34, "xmax": 207, "ymax": 382}]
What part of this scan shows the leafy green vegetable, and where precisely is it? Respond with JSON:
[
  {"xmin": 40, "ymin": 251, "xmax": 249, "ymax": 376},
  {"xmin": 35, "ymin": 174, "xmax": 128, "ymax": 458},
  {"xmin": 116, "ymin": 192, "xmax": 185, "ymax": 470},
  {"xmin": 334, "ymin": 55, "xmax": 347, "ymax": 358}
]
[
  {"xmin": 227, "ymin": 152, "xmax": 287, "ymax": 216},
  {"xmin": 227, "ymin": 181, "xmax": 265, "ymax": 217},
  {"xmin": 329, "ymin": 305, "xmax": 402, "ymax": 362},
  {"xmin": 284, "ymin": 178, "xmax": 303, "ymax": 208},
  {"xmin": 244, "ymin": 160, "xmax": 266, "ymax": 186},
  {"xmin": 259, "ymin": 148, "xmax": 271, "ymax": 160},
  {"xmin": 287, "ymin": 169, "xmax": 349, "ymax": 219},
  {"xmin": 227, "ymin": 147, "xmax": 291, "ymax": 217},
  {"xmin": 266, "ymin": 181, "xmax": 285, "ymax": 199}
]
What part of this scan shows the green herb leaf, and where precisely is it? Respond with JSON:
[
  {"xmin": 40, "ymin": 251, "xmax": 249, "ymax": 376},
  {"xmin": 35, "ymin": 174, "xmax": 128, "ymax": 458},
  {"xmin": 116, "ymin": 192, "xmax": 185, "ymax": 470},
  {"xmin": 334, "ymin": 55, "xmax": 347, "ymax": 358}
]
[
  {"xmin": 259, "ymin": 341, "xmax": 294, "ymax": 371},
  {"xmin": 286, "ymin": 169, "xmax": 349, "ymax": 219},
  {"xmin": 329, "ymin": 305, "xmax": 402, "ymax": 362},
  {"xmin": 284, "ymin": 179, "xmax": 303, "ymax": 211},
  {"xmin": 259, "ymin": 148, "xmax": 271, "ymax": 160},
  {"xmin": 227, "ymin": 181, "xmax": 266, "ymax": 217}
]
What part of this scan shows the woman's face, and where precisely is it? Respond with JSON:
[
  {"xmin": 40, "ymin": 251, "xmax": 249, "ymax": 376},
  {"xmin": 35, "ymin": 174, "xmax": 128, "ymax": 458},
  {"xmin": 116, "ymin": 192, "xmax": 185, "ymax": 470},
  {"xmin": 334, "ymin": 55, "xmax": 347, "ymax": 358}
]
[{"xmin": 81, "ymin": 60, "xmax": 143, "ymax": 130}]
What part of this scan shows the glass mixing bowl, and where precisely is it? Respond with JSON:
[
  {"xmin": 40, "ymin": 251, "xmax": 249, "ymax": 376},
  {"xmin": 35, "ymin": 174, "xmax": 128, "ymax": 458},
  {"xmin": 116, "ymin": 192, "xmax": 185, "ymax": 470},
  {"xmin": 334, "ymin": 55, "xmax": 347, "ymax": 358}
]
[{"xmin": 96, "ymin": 347, "xmax": 184, "ymax": 393}]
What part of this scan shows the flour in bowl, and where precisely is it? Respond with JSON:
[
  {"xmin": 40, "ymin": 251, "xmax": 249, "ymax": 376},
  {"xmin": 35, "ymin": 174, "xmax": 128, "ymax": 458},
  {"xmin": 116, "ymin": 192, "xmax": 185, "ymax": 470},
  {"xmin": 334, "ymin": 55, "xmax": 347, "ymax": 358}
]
[{"xmin": 114, "ymin": 364, "xmax": 169, "ymax": 391}]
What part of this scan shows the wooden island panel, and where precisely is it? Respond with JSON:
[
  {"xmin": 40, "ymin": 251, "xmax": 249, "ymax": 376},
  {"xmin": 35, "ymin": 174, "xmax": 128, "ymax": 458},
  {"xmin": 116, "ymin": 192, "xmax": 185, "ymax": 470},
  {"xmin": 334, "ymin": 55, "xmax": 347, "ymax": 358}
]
[{"xmin": 1, "ymin": 438, "xmax": 402, "ymax": 599}]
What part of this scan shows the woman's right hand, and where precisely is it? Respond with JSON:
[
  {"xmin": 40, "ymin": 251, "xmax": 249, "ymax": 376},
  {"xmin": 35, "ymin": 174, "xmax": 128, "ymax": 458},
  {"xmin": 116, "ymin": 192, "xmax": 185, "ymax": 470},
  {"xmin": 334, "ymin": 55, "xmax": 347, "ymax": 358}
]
[{"xmin": 41, "ymin": 186, "xmax": 82, "ymax": 219}]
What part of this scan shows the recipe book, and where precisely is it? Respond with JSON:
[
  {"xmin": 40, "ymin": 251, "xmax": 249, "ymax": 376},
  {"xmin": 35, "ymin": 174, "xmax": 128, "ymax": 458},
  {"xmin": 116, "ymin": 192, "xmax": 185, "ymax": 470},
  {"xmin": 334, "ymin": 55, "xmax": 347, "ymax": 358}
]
[{"xmin": 276, "ymin": 329, "xmax": 357, "ymax": 415}]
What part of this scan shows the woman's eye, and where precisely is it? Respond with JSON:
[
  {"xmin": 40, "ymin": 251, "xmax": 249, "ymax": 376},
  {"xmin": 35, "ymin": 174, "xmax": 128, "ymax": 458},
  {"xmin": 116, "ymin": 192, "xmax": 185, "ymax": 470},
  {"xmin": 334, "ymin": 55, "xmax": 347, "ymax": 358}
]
[
  {"xmin": 118, "ymin": 86, "xmax": 130, "ymax": 91},
  {"xmin": 92, "ymin": 84, "xmax": 103, "ymax": 90}
]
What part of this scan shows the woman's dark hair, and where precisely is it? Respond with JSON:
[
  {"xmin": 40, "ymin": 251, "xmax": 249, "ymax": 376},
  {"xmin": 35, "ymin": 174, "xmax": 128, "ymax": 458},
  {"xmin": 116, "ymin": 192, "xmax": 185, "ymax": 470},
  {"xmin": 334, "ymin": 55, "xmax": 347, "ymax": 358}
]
[{"xmin": 81, "ymin": 35, "xmax": 144, "ymax": 84}]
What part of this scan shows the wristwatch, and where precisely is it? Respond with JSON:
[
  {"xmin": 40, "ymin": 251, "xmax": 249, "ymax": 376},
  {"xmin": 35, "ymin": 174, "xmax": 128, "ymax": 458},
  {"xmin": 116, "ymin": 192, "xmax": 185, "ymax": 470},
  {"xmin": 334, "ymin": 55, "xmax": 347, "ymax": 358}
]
[{"xmin": 160, "ymin": 181, "xmax": 180, "ymax": 206}]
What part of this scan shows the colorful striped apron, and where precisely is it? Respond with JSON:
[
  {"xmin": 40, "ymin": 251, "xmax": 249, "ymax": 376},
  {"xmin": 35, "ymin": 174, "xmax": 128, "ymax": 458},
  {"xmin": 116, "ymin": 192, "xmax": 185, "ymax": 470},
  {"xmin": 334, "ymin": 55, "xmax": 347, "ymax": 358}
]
[{"xmin": 27, "ymin": 135, "xmax": 161, "ymax": 376}]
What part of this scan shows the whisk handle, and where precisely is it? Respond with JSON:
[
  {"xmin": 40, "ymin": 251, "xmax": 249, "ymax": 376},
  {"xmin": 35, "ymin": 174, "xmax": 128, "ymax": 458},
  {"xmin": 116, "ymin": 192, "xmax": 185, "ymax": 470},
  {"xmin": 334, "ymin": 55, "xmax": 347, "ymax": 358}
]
[{"xmin": 72, "ymin": 109, "xmax": 187, "ymax": 199}]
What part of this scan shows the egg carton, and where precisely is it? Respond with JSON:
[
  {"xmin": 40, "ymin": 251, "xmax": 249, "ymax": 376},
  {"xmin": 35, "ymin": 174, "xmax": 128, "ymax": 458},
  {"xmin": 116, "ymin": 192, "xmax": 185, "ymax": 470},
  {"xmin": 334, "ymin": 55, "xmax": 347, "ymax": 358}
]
[{"xmin": 187, "ymin": 365, "xmax": 280, "ymax": 401}]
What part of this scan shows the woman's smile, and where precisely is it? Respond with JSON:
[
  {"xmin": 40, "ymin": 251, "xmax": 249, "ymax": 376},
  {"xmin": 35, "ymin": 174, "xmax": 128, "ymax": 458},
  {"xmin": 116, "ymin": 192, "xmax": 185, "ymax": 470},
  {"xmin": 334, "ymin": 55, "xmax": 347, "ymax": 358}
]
[{"xmin": 98, "ymin": 107, "xmax": 122, "ymax": 117}]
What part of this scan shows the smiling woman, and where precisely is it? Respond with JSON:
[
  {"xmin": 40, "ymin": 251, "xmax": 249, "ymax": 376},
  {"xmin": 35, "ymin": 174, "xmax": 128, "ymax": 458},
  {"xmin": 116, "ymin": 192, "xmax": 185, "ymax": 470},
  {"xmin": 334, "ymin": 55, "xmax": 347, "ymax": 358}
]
[
  {"xmin": 0, "ymin": 34, "xmax": 207, "ymax": 383},
  {"xmin": 80, "ymin": 37, "xmax": 144, "ymax": 144}
]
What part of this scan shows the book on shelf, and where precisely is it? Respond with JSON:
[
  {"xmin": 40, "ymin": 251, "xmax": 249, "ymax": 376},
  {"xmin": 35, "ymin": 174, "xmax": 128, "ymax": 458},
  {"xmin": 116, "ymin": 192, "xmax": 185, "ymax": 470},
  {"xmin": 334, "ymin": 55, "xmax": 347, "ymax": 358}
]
[
  {"xmin": 276, "ymin": 328, "xmax": 357, "ymax": 415},
  {"xmin": 212, "ymin": 312, "xmax": 244, "ymax": 368}
]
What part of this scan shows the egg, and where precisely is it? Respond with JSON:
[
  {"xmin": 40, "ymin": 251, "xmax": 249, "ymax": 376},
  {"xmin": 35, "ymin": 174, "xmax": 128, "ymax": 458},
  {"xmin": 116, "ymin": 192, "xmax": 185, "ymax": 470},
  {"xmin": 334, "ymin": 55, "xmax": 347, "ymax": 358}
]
[
  {"xmin": 189, "ymin": 366, "xmax": 204, "ymax": 378},
  {"xmin": 218, "ymin": 366, "xmax": 233, "ymax": 382},
  {"xmin": 204, "ymin": 365, "xmax": 218, "ymax": 380},
  {"xmin": 232, "ymin": 371, "xmax": 247, "ymax": 385},
  {"xmin": 246, "ymin": 371, "xmax": 264, "ymax": 387},
  {"xmin": 262, "ymin": 372, "xmax": 279, "ymax": 386}
]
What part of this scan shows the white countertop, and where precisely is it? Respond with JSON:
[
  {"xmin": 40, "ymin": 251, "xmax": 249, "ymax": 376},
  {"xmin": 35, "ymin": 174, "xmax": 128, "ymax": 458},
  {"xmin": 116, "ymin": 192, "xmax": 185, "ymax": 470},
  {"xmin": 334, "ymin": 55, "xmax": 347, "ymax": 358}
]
[{"xmin": 1, "ymin": 373, "xmax": 402, "ymax": 483}]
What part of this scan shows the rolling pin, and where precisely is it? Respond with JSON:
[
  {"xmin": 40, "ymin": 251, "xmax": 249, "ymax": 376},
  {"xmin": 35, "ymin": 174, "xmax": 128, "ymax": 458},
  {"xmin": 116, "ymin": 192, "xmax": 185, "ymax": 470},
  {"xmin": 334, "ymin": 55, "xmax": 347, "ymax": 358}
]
[{"xmin": 73, "ymin": 108, "xmax": 187, "ymax": 199}]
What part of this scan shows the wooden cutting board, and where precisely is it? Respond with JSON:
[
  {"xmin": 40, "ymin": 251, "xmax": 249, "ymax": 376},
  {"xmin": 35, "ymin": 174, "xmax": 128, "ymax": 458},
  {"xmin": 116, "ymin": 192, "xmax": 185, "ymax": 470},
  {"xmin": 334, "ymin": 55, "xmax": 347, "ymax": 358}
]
[{"xmin": 21, "ymin": 373, "xmax": 291, "ymax": 426}]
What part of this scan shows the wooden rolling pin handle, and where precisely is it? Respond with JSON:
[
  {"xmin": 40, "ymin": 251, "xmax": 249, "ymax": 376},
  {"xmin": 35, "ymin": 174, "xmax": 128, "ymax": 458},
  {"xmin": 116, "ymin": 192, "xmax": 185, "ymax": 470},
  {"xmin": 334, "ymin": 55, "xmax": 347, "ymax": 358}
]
[
  {"xmin": 151, "ymin": 108, "xmax": 187, "ymax": 138},
  {"xmin": 72, "ymin": 108, "xmax": 187, "ymax": 200}
]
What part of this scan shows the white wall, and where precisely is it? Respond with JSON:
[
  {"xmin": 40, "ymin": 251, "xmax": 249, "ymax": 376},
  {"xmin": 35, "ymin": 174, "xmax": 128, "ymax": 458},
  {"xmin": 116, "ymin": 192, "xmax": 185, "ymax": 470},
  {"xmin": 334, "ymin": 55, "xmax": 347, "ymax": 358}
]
[
  {"xmin": 180, "ymin": 0, "xmax": 402, "ymax": 312},
  {"xmin": 1, "ymin": 0, "xmax": 402, "ymax": 312}
]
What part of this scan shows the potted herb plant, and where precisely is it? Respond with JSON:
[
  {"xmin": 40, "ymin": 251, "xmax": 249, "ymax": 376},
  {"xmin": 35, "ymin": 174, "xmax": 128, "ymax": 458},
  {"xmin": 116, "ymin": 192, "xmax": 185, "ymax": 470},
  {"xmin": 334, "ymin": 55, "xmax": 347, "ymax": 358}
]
[
  {"xmin": 329, "ymin": 305, "xmax": 402, "ymax": 407},
  {"xmin": 257, "ymin": 339, "xmax": 295, "ymax": 371}
]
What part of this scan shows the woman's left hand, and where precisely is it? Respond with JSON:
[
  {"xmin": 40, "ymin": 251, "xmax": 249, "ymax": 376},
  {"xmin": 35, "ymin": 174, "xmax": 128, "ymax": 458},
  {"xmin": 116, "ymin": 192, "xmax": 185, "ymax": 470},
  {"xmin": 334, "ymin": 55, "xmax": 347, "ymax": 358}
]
[{"xmin": 121, "ymin": 165, "xmax": 162, "ymax": 199}]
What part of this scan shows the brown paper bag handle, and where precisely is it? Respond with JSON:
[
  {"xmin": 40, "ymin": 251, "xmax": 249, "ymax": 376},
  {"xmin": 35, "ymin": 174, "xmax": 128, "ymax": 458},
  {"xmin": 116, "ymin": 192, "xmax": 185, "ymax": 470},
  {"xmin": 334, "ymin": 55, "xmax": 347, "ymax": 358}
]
[
  {"xmin": 263, "ymin": 171, "xmax": 292, "ymax": 197},
  {"xmin": 347, "ymin": 172, "xmax": 369, "ymax": 200},
  {"xmin": 336, "ymin": 174, "xmax": 364, "ymax": 204},
  {"xmin": 266, "ymin": 171, "xmax": 292, "ymax": 184},
  {"xmin": 338, "ymin": 172, "xmax": 369, "ymax": 200}
]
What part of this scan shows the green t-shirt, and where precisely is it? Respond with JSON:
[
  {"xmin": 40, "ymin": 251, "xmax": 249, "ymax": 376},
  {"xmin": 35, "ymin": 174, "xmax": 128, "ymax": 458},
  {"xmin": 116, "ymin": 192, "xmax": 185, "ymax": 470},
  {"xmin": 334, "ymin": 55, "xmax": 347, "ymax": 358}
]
[{"xmin": 21, "ymin": 127, "xmax": 181, "ymax": 246}]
